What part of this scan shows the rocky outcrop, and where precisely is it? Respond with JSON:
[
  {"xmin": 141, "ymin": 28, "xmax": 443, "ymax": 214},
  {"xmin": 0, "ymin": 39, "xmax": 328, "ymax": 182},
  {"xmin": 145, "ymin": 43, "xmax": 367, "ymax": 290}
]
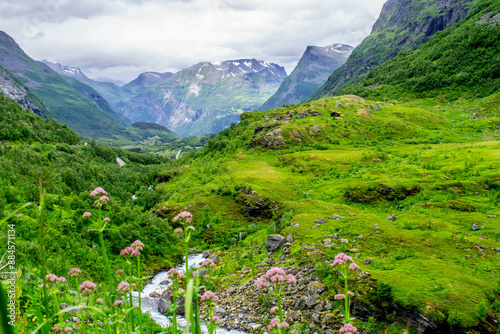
[
  {"xmin": 235, "ymin": 188, "xmax": 279, "ymax": 219},
  {"xmin": 0, "ymin": 65, "xmax": 50, "ymax": 118},
  {"xmin": 265, "ymin": 234, "xmax": 285, "ymax": 252}
]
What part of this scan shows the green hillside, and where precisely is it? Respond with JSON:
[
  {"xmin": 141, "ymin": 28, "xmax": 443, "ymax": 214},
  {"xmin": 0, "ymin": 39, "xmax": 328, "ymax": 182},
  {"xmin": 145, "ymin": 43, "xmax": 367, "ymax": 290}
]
[
  {"xmin": 342, "ymin": 1, "xmax": 500, "ymax": 101},
  {"xmin": 307, "ymin": 0, "xmax": 477, "ymax": 101}
]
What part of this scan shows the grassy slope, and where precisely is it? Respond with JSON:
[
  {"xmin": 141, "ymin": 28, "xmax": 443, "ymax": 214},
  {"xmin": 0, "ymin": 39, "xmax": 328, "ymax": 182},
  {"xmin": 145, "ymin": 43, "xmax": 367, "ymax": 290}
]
[{"xmin": 157, "ymin": 93, "xmax": 500, "ymax": 328}]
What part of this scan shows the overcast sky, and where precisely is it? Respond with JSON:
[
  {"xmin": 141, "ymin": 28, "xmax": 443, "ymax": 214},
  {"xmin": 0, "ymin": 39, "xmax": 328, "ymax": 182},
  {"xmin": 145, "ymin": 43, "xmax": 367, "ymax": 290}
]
[{"xmin": 1, "ymin": 0, "xmax": 386, "ymax": 84}]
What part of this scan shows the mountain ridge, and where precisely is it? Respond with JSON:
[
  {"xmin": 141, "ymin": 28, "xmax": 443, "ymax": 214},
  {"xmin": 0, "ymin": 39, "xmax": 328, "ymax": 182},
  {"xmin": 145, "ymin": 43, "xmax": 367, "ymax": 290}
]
[{"xmin": 260, "ymin": 43, "xmax": 353, "ymax": 110}]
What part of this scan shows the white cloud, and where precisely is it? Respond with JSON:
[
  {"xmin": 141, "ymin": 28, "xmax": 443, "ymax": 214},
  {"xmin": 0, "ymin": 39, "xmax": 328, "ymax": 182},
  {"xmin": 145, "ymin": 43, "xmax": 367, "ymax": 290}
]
[{"xmin": 0, "ymin": 0, "xmax": 386, "ymax": 83}]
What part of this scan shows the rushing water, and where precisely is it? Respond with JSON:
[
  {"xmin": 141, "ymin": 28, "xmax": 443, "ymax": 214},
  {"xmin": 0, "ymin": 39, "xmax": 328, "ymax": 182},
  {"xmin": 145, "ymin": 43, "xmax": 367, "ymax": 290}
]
[{"xmin": 132, "ymin": 254, "xmax": 248, "ymax": 334}]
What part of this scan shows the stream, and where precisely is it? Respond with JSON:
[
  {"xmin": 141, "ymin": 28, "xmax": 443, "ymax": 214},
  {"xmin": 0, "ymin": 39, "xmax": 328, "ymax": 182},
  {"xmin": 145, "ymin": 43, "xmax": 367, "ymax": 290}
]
[{"xmin": 132, "ymin": 254, "xmax": 248, "ymax": 334}]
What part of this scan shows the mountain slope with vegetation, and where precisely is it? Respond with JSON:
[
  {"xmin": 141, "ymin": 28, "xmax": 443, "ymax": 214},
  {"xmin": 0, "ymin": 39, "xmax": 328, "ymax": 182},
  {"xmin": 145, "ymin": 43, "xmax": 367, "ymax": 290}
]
[
  {"xmin": 341, "ymin": 0, "xmax": 500, "ymax": 101},
  {"xmin": 0, "ymin": 31, "xmax": 130, "ymax": 139},
  {"xmin": 307, "ymin": 0, "xmax": 476, "ymax": 101}
]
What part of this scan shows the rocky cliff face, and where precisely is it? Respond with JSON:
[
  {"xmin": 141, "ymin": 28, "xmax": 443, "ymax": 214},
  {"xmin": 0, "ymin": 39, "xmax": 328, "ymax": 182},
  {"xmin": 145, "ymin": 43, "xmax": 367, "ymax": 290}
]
[
  {"xmin": 0, "ymin": 65, "xmax": 50, "ymax": 118},
  {"xmin": 260, "ymin": 44, "xmax": 352, "ymax": 110},
  {"xmin": 307, "ymin": 0, "xmax": 474, "ymax": 101},
  {"xmin": 119, "ymin": 59, "xmax": 287, "ymax": 136}
]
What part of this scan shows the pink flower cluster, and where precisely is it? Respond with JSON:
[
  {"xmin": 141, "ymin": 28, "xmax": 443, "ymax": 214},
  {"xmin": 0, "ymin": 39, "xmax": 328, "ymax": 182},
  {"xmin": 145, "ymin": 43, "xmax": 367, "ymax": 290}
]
[
  {"xmin": 334, "ymin": 294, "xmax": 345, "ymax": 300},
  {"xmin": 117, "ymin": 281, "xmax": 130, "ymax": 292},
  {"xmin": 103, "ymin": 217, "xmax": 110, "ymax": 222},
  {"xmin": 120, "ymin": 240, "xmax": 144, "ymax": 257},
  {"xmin": 167, "ymin": 268, "xmax": 186, "ymax": 280},
  {"xmin": 93, "ymin": 195, "xmax": 109, "ymax": 205},
  {"xmin": 268, "ymin": 318, "xmax": 289, "ymax": 331},
  {"xmin": 114, "ymin": 300, "xmax": 124, "ymax": 307},
  {"xmin": 173, "ymin": 211, "xmax": 192, "ymax": 223},
  {"xmin": 46, "ymin": 273, "xmax": 67, "ymax": 283},
  {"xmin": 82, "ymin": 212, "xmax": 92, "ymax": 218},
  {"xmin": 174, "ymin": 228, "xmax": 183, "ymax": 234},
  {"xmin": 212, "ymin": 316, "xmax": 221, "ymax": 322},
  {"xmin": 257, "ymin": 267, "xmax": 296, "ymax": 289},
  {"xmin": 116, "ymin": 269, "xmax": 124, "ymax": 275},
  {"xmin": 270, "ymin": 306, "xmax": 278, "ymax": 314},
  {"xmin": 131, "ymin": 240, "xmax": 144, "ymax": 251},
  {"xmin": 332, "ymin": 253, "xmax": 361, "ymax": 271},
  {"xmin": 68, "ymin": 267, "xmax": 81, "ymax": 277},
  {"xmin": 79, "ymin": 280, "xmax": 97, "ymax": 295},
  {"xmin": 200, "ymin": 291, "xmax": 218, "ymax": 302},
  {"xmin": 339, "ymin": 324, "xmax": 358, "ymax": 334},
  {"xmin": 201, "ymin": 259, "xmax": 216, "ymax": 268},
  {"xmin": 90, "ymin": 187, "xmax": 108, "ymax": 197},
  {"xmin": 96, "ymin": 298, "xmax": 104, "ymax": 304}
]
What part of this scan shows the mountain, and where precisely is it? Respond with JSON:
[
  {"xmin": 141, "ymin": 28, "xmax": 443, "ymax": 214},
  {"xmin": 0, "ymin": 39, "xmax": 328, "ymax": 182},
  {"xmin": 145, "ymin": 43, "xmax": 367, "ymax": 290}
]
[
  {"xmin": 0, "ymin": 64, "xmax": 52, "ymax": 118},
  {"xmin": 307, "ymin": 0, "xmax": 474, "ymax": 101},
  {"xmin": 117, "ymin": 59, "xmax": 287, "ymax": 137},
  {"xmin": 341, "ymin": 0, "xmax": 500, "ymax": 100},
  {"xmin": 123, "ymin": 71, "xmax": 174, "ymax": 95},
  {"xmin": 260, "ymin": 43, "xmax": 353, "ymax": 110},
  {"xmin": 0, "ymin": 31, "xmax": 130, "ymax": 138}
]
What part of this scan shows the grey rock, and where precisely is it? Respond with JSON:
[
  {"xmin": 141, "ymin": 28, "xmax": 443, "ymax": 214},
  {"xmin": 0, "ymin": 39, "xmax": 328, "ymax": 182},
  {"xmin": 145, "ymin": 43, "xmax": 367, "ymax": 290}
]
[
  {"xmin": 364, "ymin": 258, "xmax": 375, "ymax": 265},
  {"xmin": 286, "ymin": 234, "xmax": 294, "ymax": 243},
  {"xmin": 315, "ymin": 218, "xmax": 327, "ymax": 225},
  {"xmin": 488, "ymin": 215, "xmax": 497, "ymax": 218},
  {"xmin": 305, "ymin": 293, "xmax": 321, "ymax": 308},
  {"xmin": 203, "ymin": 250, "xmax": 211, "ymax": 258},
  {"xmin": 388, "ymin": 214, "xmax": 397, "ymax": 221},
  {"xmin": 307, "ymin": 281, "xmax": 326, "ymax": 295},
  {"xmin": 471, "ymin": 223, "xmax": 483, "ymax": 231},
  {"xmin": 265, "ymin": 234, "xmax": 286, "ymax": 252}
]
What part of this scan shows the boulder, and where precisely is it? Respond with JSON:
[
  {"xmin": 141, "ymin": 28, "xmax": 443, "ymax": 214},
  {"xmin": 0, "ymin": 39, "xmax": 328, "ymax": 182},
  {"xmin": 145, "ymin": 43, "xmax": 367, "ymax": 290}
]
[
  {"xmin": 315, "ymin": 218, "xmax": 327, "ymax": 225},
  {"xmin": 388, "ymin": 214, "xmax": 397, "ymax": 221},
  {"xmin": 265, "ymin": 234, "xmax": 285, "ymax": 252},
  {"xmin": 305, "ymin": 294, "xmax": 321, "ymax": 308}
]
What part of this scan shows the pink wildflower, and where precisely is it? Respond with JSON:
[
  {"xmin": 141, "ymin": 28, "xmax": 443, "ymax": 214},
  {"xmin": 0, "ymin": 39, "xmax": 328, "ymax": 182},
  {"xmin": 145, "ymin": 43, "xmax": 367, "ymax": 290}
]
[
  {"xmin": 46, "ymin": 273, "xmax": 58, "ymax": 282},
  {"xmin": 40, "ymin": 283, "xmax": 49, "ymax": 289},
  {"xmin": 173, "ymin": 211, "xmax": 192, "ymax": 223},
  {"xmin": 99, "ymin": 195, "xmax": 109, "ymax": 203},
  {"xmin": 131, "ymin": 249, "xmax": 141, "ymax": 257},
  {"xmin": 96, "ymin": 298, "xmax": 104, "ymax": 304},
  {"xmin": 268, "ymin": 318, "xmax": 279, "ymax": 331},
  {"xmin": 349, "ymin": 263, "xmax": 360, "ymax": 271},
  {"xmin": 114, "ymin": 300, "xmax": 124, "ymax": 307},
  {"xmin": 82, "ymin": 288, "xmax": 92, "ymax": 296},
  {"xmin": 212, "ymin": 315, "xmax": 221, "ymax": 322},
  {"xmin": 334, "ymin": 294, "xmax": 345, "ymax": 300},
  {"xmin": 116, "ymin": 269, "xmax": 124, "ymax": 275},
  {"xmin": 53, "ymin": 326, "xmax": 62, "ymax": 333},
  {"xmin": 68, "ymin": 267, "xmax": 81, "ymax": 277},
  {"xmin": 90, "ymin": 187, "xmax": 108, "ymax": 197},
  {"xmin": 131, "ymin": 240, "xmax": 144, "ymax": 251},
  {"xmin": 79, "ymin": 280, "xmax": 97, "ymax": 294},
  {"xmin": 201, "ymin": 259, "xmax": 215, "ymax": 268},
  {"xmin": 82, "ymin": 211, "xmax": 92, "ymax": 218},
  {"xmin": 287, "ymin": 274, "xmax": 297, "ymax": 285},
  {"xmin": 278, "ymin": 322, "xmax": 290, "ymax": 329},
  {"xmin": 339, "ymin": 323, "xmax": 358, "ymax": 334},
  {"xmin": 117, "ymin": 281, "xmax": 130, "ymax": 292},
  {"xmin": 186, "ymin": 225, "xmax": 195, "ymax": 232},
  {"xmin": 57, "ymin": 277, "xmax": 67, "ymax": 283},
  {"xmin": 64, "ymin": 327, "xmax": 73, "ymax": 333},
  {"xmin": 103, "ymin": 217, "xmax": 110, "ymax": 222},
  {"xmin": 347, "ymin": 291, "xmax": 354, "ymax": 297},
  {"xmin": 119, "ymin": 246, "xmax": 134, "ymax": 256},
  {"xmin": 174, "ymin": 228, "xmax": 183, "ymax": 234},
  {"xmin": 270, "ymin": 306, "xmax": 278, "ymax": 314},
  {"xmin": 270, "ymin": 274, "xmax": 284, "ymax": 283},
  {"xmin": 200, "ymin": 291, "xmax": 218, "ymax": 302},
  {"xmin": 256, "ymin": 277, "xmax": 267, "ymax": 289},
  {"xmin": 265, "ymin": 267, "xmax": 286, "ymax": 279}
]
